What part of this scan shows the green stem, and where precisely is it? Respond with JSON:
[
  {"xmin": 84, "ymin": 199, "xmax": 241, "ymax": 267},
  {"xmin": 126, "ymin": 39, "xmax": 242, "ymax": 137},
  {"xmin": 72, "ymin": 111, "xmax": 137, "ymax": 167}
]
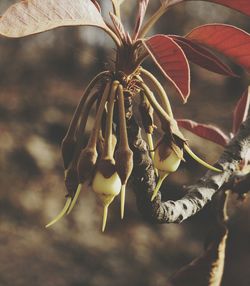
[
  {"xmin": 103, "ymin": 81, "xmax": 119, "ymax": 158},
  {"xmin": 137, "ymin": 77, "xmax": 173, "ymax": 127},
  {"xmin": 117, "ymin": 84, "xmax": 129, "ymax": 149},
  {"xmin": 140, "ymin": 68, "xmax": 174, "ymax": 118},
  {"xmin": 71, "ymin": 91, "xmax": 100, "ymax": 167},
  {"xmin": 87, "ymin": 82, "xmax": 112, "ymax": 149}
]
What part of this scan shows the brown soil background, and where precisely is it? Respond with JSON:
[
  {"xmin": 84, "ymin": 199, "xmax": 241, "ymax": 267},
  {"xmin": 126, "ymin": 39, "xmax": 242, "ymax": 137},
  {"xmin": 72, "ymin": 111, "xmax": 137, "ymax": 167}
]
[{"xmin": 0, "ymin": 1, "xmax": 249, "ymax": 285}]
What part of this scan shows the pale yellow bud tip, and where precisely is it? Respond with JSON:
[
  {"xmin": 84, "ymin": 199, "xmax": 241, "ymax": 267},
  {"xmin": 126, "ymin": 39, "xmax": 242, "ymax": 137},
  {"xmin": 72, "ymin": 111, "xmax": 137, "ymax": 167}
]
[
  {"xmin": 102, "ymin": 204, "xmax": 109, "ymax": 232},
  {"xmin": 67, "ymin": 184, "xmax": 82, "ymax": 215},
  {"xmin": 120, "ymin": 185, "xmax": 126, "ymax": 219},
  {"xmin": 184, "ymin": 145, "xmax": 223, "ymax": 173},
  {"xmin": 45, "ymin": 197, "xmax": 71, "ymax": 228},
  {"xmin": 151, "ymin": 173, "xmax": 169, "ymax": 201}
]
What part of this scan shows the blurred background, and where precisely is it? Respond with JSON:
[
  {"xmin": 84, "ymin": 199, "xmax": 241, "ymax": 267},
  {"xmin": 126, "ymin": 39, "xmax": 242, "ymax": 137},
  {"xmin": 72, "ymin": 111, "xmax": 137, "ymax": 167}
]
[{"xmin": 0, "ymin": 0, "xmax": 249, "ymax": 285}]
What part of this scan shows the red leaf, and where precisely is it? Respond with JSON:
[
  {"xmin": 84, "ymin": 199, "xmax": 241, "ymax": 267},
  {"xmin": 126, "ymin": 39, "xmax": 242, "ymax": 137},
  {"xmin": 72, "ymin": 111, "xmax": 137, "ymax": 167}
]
[
  {"xmin": 144, "ymin": 35, "xmax": 190, "ymax": 103},
  {"xmin": 186, "ymin": 0, "xmax": 250, "ymax": 16},
  {"xmin": 233, "ymin": 87, "xmax": 250, "ymax": 134},
  {"xmin": 171, "ymin": 36, "xmax": 237, "ymax": 77},
  {"xmin": 186, "ymin": 24, "xmax": 250, "ymax": 73},
  {"xmin": 177, "ymin": 119, "xmax": 229, "ymax": 147}
]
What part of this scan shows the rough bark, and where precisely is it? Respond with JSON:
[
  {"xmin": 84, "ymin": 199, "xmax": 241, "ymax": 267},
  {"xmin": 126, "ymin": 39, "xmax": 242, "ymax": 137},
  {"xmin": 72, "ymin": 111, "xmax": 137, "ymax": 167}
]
[{"xmin": 128, "ymin": 116, "xmax": 250, "ymax": 224}]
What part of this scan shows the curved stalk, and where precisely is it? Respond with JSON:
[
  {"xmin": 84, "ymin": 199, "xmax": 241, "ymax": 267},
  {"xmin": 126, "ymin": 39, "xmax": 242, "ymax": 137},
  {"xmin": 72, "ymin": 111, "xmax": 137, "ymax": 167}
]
[
  {"xmin": 87, "ymin": 82, "xmax": 112, "ymax": 150},
  {"xmin": 137, "ymin": 77, "xmax": 173, "ymax": 127},
  {"xmin": 64, "ymin": 71, "xmax": 110, "ymax": 140},
  {"xmin": 68, "ymin": 90, "xmax": 101, "ymax": 170},
  {"xmin": 140, "ymin": 67, "xmax": 174, "ymax": 118}
]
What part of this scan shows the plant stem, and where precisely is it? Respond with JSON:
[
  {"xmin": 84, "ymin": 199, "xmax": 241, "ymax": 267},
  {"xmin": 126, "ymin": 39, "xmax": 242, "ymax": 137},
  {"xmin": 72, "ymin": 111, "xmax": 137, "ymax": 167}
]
[
  {"xmin": 140, "ymin": 68, "xmax": 174, "ymax": 118},
  {"xmin": 64, "ymin": 71, "xmax": 110, "ymax": 140},
  {"xmin": 70, "ymin": 91, "xmax": 100, "ymax": 167},
  {"xmin": 117, "ymin": 84, "xmax": 129, "ymax": 149},
  {"xmin": 87, "ymin": 82, "xmax": 112, "ymax": 149},
  {"xmin": 137, "ymin": 77, "xmax": 173, "ymax": 127},
  {"xmin": 103, "ymin": 81, "xmax": 119, "ymax": 158}
]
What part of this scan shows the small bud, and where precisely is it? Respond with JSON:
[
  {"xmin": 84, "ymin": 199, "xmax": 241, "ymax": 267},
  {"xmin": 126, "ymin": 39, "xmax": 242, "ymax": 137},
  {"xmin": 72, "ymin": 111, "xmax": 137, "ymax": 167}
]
[
  {"xmin": 151, "ymin": 135, "xmax": 183, "ymax": 201},
  {"xmin": 154, "ymin": 143, "xmax": 182, "ymax": 174},
  {"xmin": 92, "ymin": 159, "xmax": 121, "ymax": 231}
]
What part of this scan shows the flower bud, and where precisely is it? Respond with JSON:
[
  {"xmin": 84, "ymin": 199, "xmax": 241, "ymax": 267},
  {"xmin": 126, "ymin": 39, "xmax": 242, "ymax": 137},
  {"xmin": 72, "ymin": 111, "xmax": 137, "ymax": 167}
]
[
  {"xmin": 92, "ymin": 159, "xmax": 121, "ymax": 231},
  {"xmin": 151, "ymin": 135, "xmax": 183, "ymax": 201},
  {"xmin": 154, "ymin": 144, "xmax": 182, "ymax": 174}
]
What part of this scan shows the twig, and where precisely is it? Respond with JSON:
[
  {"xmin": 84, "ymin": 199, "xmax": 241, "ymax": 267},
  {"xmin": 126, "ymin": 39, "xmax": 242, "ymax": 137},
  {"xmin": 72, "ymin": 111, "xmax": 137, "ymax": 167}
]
[{"xmin": 128, "ymin": 116, "xmax": 250, "ymax": 223}]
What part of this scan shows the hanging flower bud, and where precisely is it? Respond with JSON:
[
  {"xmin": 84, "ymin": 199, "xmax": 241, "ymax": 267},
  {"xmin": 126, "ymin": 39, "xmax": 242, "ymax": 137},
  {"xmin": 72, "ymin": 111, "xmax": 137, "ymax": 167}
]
[
  {"xmin": 151, "ymin": 135, "xmax": 183, "ymax": 201},
  {"xmin": 92, "ymin": 159, "xmax": 121, "ymax": 232},
  {"xmin": 63, "ymin": 146, "xmax": 98, "ymax": 215}
]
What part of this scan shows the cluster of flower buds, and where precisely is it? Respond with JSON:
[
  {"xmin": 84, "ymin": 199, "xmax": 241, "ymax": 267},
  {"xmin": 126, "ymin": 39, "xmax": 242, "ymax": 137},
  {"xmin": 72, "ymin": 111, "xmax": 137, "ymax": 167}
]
[
  {"xmin": 46, "ymin": 73, "xmax": 133, "ymax": 231},
  {"xmin": 46, "ymin": 67, "xmax": 221, "ymax": 231}
]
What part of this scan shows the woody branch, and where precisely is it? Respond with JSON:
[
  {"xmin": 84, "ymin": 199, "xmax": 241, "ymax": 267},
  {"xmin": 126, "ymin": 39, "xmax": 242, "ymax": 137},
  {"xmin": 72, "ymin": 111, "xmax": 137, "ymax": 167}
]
[{"xmin": 128, "ymin": 116, "xmax": 250, "ymax": 224}]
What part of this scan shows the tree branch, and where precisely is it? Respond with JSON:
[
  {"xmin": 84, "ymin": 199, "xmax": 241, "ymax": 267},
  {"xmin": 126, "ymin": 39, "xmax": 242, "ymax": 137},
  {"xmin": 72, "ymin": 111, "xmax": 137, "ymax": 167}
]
[{"xmin": 128, "ymin": 116, "xmax": 250, "ymax": 224}]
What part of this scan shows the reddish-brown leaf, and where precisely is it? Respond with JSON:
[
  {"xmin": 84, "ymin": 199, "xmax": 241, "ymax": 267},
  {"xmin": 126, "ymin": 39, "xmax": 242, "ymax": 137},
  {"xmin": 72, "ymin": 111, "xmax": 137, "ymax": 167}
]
[
  {"xmin": 171, "ymin": 36, "xmax": 237, "ymax": 77},
  {"xmin": 177, "ymin": 119, "xmax": 229, "ymax": 147},
  {"xmin": 233, "ymin": 87, "xmax": 250, "ymax": 134},
  {"xmin": 0, "ymin": 0, "xmax": 107, "ymax": 38},
  {"xmin": 144, "ymin": 35, "xmax": 190, "ymax": 102},
  {"xmin": 186, "ymin": 0, "xmax": 250, "ymax": 16},
  {"xmin": 186, "ymin": 24, "xmax": 250, "ymax": 73}
]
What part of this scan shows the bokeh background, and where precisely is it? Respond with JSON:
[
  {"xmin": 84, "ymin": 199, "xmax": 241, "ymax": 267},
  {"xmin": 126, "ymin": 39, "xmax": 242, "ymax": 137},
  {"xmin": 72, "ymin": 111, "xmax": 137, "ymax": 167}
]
[{"xmin": 0, "ymin": 1, "xmax": 249, "ymax": 285}]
